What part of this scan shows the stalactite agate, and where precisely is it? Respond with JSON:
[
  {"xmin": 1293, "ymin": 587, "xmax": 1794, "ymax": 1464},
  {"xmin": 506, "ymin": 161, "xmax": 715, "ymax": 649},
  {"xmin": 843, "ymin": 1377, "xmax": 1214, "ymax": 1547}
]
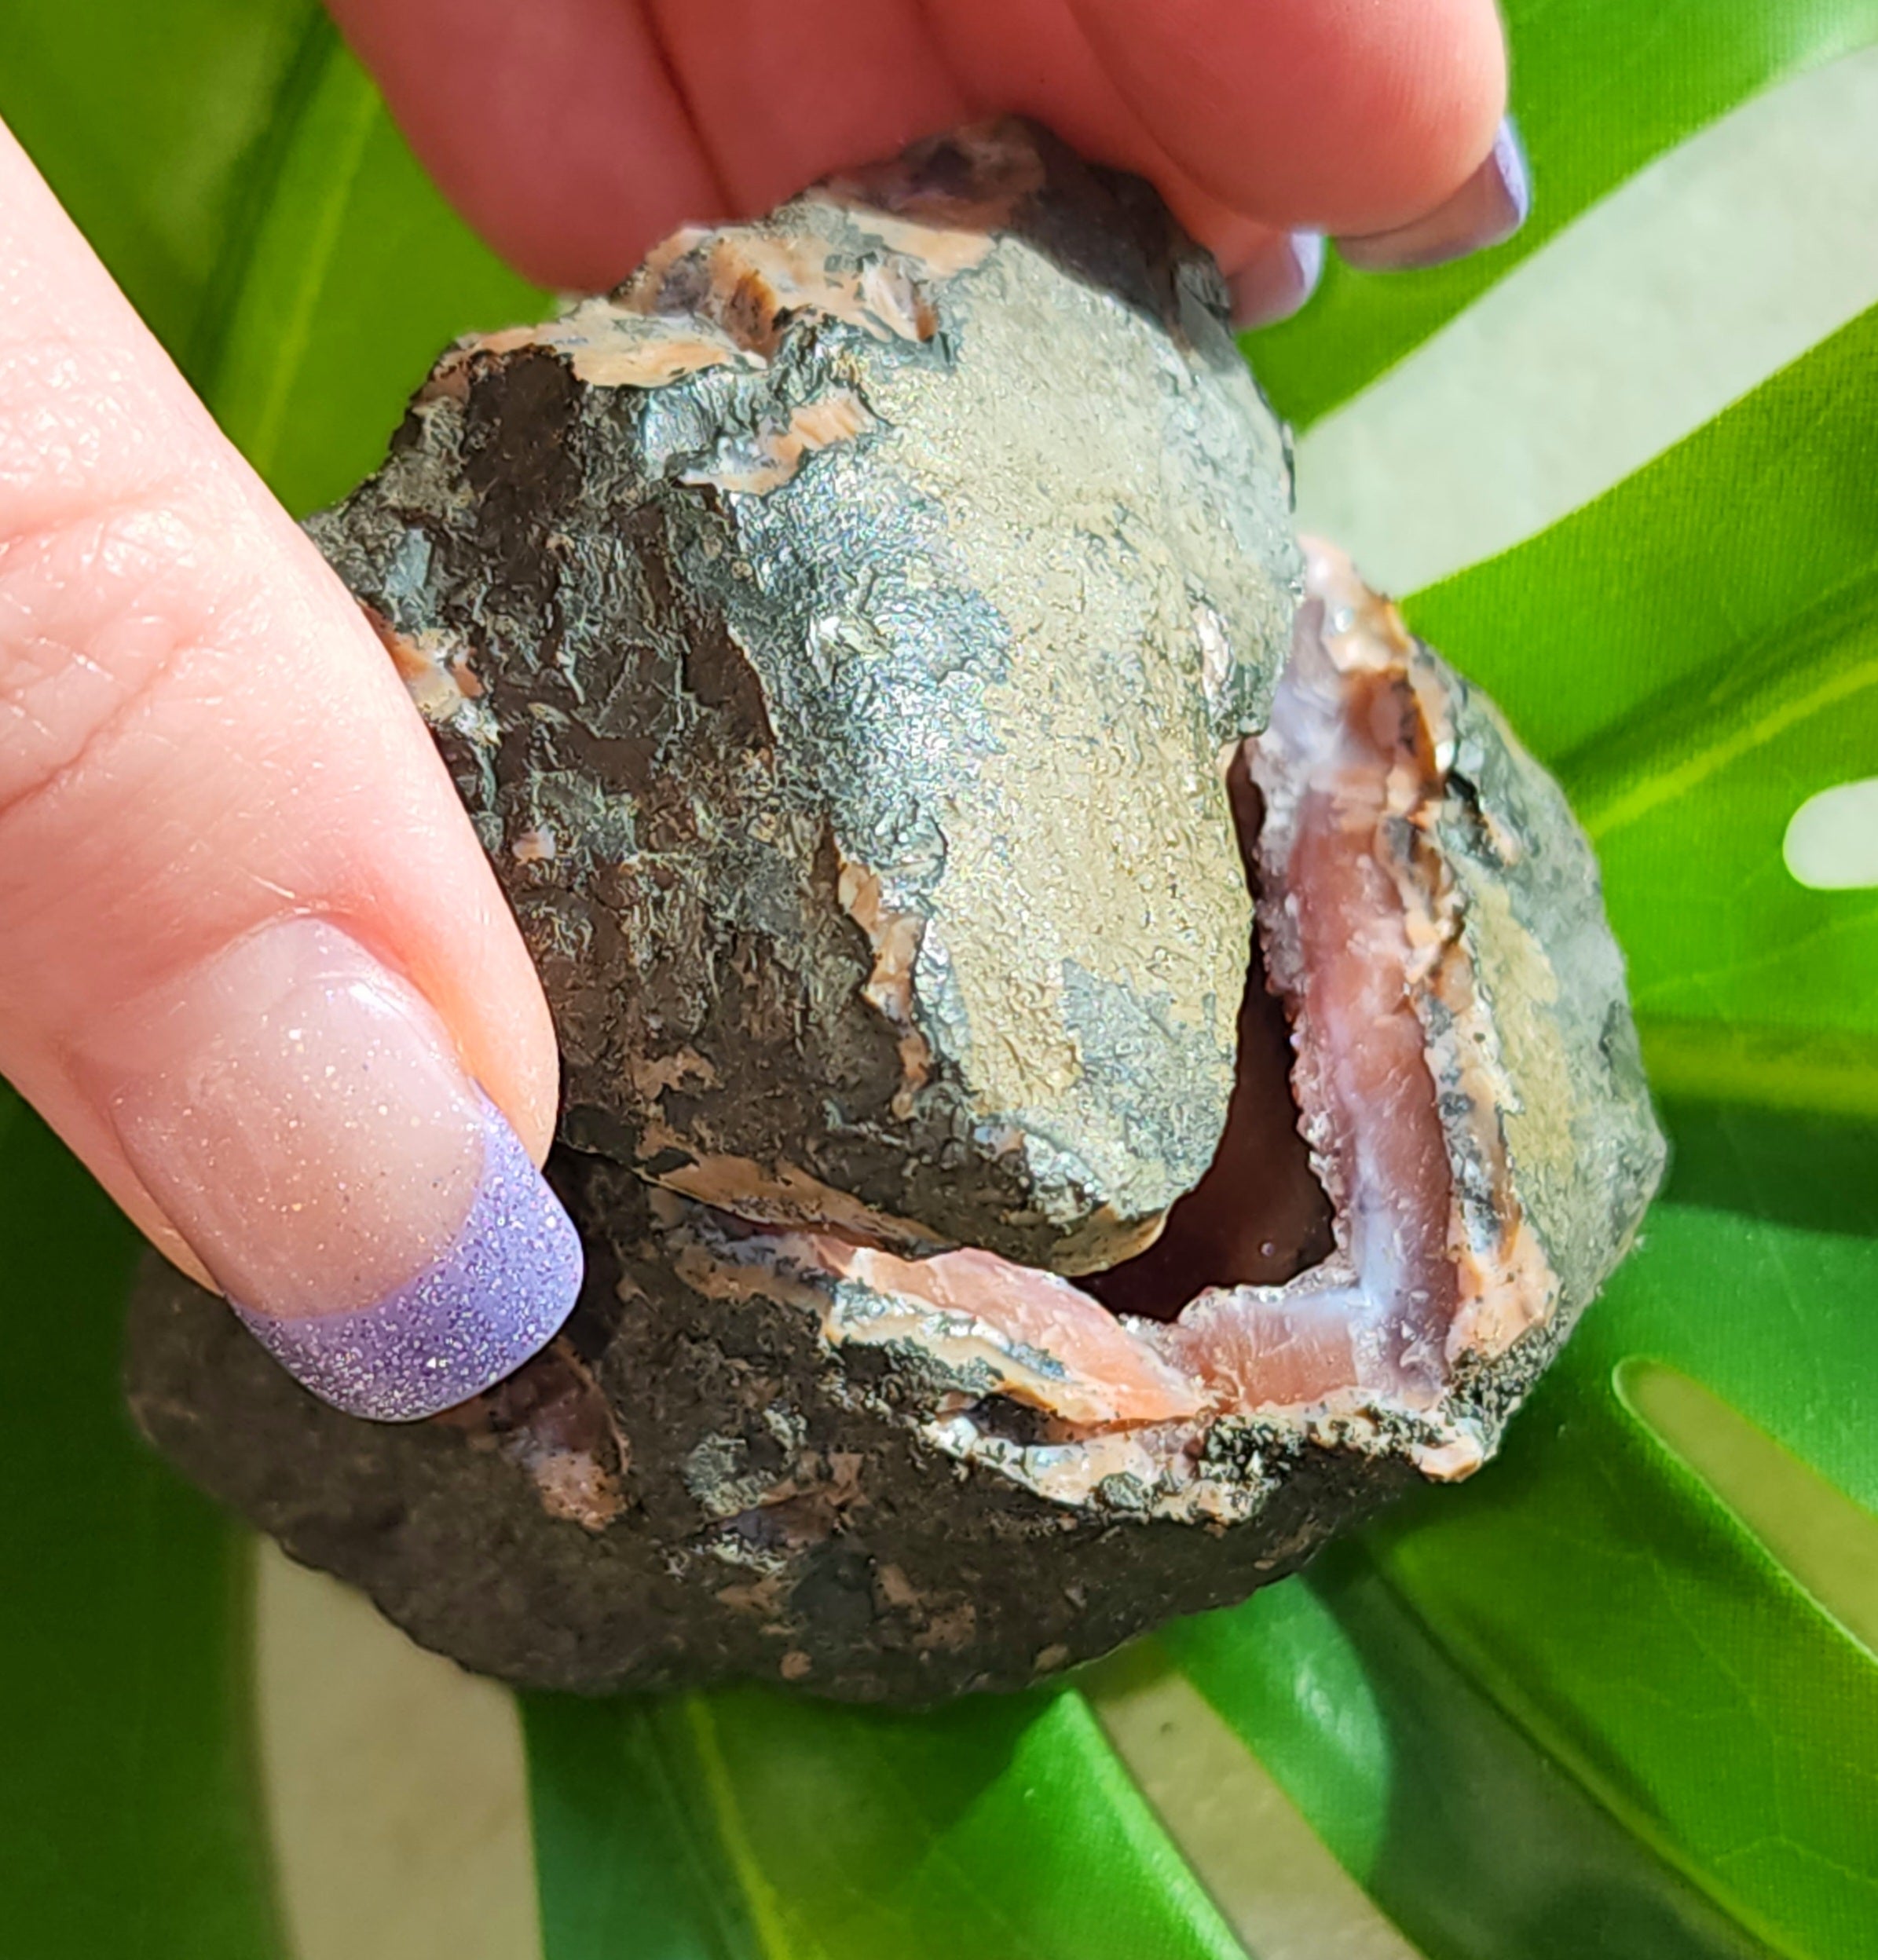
[{"xmin": 124, "ymin": 122, "xmax": 1664, "ymax": 1701}]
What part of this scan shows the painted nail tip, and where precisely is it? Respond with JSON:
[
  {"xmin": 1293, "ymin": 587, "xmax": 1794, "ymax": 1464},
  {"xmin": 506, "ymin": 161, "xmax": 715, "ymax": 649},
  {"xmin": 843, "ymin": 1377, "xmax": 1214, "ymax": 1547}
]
[
  {"xmin": 1231, "ymin": 230, "xmax": 1324, "ymax": 330},
  {"xmin": 1292, "ymin": 229, "xmax": 1327, "ymax": 285},
  {"xmin": 232, "ymin": 1118, "xmax": 584, "ymax": 1422},
  {"xmin": 1497, "ymin": 115, "xmax": 1532, "ymax": 222},
  {"xmin": 1333, "ymin": 117, "xmax": 1530, "ymax": 272}
]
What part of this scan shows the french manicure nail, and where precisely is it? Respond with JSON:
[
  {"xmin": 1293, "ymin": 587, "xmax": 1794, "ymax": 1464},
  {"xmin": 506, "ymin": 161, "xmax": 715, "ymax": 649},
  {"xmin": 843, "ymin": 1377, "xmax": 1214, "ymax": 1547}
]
[
  {"xmin": 1231, "ymin": 230, "xmax": 1324, "ymax": 329},
  {"xmin": 1334, "ymin": 117, "xmax": 1530, "ymax": 272},
  {"xmin": 86, "ymin": 916, "xmax": 581, "ymax": 1421}
]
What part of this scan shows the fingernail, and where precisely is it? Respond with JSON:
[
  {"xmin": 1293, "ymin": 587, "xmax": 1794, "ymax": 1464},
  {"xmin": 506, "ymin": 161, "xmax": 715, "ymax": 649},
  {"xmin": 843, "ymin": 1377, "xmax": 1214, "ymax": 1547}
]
[
  {"xmin": 1230, "ymin": 230, "xmax": 1323, "ymax": 329},
  {"xmin": 86, "ymin": 916, "xmax": 581, "ymax": 1421},
  {"xmin": 1334, "ymin": 117, "xmax": 1530, "ymax": 272}
]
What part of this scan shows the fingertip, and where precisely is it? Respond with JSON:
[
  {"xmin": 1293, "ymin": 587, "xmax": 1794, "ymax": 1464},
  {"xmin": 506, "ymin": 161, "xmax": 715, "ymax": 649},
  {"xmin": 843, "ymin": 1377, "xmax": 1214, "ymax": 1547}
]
[
  {"xmin": 325, "ymin": 0, "xmax": 728, "ymax": 291},
  {"xmin": 77, "ymin": 916, "xmax": 581, "ymax": 1417},
  {"xmin": 2, "ymin": 111, "xmax": 582, "ymax": 1425},
  {"xmin": 390, "ymin": 879, "xmax": 562, "ymax": 1168},
  {"xmin": 229, "ymin": 1105, "xmax": 582, "ymax": 1421},
  {"xmin": 1230, "ymin": 230, "xmax": 1324, "ymax": 330},
  {"xmin": 642, "ymin": 0, "xmax": 973, "ymax": 221},
  {"xmin": 1069, "ymin": 0, "xmax": 1509, "ymax": 235},
  {"xmin": 1334, "ymin": 115, "xmax": 1529, "ymax": 271}
]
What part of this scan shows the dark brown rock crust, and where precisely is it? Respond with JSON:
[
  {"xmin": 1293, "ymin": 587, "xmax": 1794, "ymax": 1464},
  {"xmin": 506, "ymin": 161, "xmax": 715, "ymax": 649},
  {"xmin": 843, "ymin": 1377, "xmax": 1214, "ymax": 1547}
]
[{"xmin": 126, "ymin": 1168, "xmax": 1419, "ymax": 1702}]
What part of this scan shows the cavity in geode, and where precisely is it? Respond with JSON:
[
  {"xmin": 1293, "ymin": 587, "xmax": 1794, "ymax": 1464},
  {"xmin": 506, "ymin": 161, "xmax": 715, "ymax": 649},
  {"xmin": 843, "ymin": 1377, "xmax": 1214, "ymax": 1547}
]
[{"xmin": 126, "ymin": 121, "xmax": 1664, "ymax": 1702}]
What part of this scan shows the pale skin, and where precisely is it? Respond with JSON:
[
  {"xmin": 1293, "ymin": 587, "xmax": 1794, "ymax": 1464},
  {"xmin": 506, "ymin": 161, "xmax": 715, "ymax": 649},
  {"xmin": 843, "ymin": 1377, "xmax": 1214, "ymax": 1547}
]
[{"xmin": 0, "ymin": 0, "xmax": 1513, "ymax": 1390}]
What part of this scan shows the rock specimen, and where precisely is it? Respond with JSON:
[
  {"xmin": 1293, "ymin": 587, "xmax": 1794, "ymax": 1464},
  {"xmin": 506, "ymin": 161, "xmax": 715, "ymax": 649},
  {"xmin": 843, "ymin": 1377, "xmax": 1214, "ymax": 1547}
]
[
  {"xmin": 127, "ymin": 565, "xmax": 1663, "ymax": 1700},
  {"xmin": 307, "ymin": 119, "xmax": 1298, "ymax": 1274},
  {"xmin": 126, "ymin": 122, "xmax": 1664, "ymax": 1701}
]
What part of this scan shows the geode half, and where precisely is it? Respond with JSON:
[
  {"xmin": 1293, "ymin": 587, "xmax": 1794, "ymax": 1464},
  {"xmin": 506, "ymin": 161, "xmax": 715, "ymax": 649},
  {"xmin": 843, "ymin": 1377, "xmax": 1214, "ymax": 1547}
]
[{"xmin": 126, "ymin": 123, "xmax": 1664, "ymax": 1702}]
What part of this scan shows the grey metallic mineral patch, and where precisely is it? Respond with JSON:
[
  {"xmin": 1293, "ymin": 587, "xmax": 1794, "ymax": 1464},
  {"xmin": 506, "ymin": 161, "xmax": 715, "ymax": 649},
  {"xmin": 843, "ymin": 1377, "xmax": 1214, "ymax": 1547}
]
[
  {"xmin": 126, "ymin": 530, "xmax": 1665, "ymax": 1702},
  {"xmin": 306, "ymin": 118, "xmax": 1300, "ymax": 1274}
]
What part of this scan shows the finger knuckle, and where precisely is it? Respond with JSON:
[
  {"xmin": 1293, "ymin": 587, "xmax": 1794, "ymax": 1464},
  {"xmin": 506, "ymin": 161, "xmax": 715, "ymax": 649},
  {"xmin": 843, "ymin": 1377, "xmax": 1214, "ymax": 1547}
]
[{"xmin": 0, "ymin": 491, "xmax": 225, "ymax": 823}]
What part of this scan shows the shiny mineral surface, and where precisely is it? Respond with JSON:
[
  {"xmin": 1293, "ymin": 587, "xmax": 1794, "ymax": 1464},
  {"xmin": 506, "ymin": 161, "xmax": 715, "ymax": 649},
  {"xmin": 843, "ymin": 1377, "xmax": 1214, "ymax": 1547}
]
[{"xmin": 307, "ymin": 119, "xmax": 1299, "ymax": 1276}]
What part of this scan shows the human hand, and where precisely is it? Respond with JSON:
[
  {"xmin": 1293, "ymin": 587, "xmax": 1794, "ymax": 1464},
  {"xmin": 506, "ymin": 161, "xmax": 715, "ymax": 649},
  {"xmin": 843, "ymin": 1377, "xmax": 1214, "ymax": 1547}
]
[
  {"xmin": 0, "ymin": 126, "xmax": 580, "ymax": 1419},
  {"xmin": 0, "ymin": 0, "xmax": 1519, "ymax": 1424},
  {"xmin": 326, "ymin": 0, "xmax": 1525, "ymax": 324}
]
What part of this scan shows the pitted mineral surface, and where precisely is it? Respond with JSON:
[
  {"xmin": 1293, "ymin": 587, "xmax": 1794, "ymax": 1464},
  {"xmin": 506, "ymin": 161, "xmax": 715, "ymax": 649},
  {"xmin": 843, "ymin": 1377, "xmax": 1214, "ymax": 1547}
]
[
  {"xmin": 307, "ymin": 119, "xmax": 1299, "ymax": 1274},
  {"xmin": 126, "ymin": 545, "xmax": 1664, "ymax": 1702}
]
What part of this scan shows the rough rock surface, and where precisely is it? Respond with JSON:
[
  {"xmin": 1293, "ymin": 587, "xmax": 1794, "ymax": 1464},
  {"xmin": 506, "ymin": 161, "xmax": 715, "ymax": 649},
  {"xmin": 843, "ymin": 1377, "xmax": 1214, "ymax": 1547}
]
[
  {"xmin": 126, "ymin": 1169, "xmax": 1411, "ymax": 1702},
  {"xmin": 125, "ymin": 547, "xmax": 1665, "ymax": 1702},
  {"xmin": 306, "ymin": 119, "xmax": 1299, "ymax": 1273}
]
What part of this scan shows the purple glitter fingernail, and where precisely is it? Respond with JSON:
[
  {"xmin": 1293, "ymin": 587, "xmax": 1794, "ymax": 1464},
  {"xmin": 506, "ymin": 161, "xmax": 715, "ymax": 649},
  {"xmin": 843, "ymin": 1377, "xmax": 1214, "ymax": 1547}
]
[
  {"xmin": 1335, "ymin": 117, "xmax": 1531, "ymax": 272},
  {"xmin": 1231, "ymin": 231, "xmax": 1325, "ymax": 330},
  {"xmin": 232, "ymin": 1106, "xmax": 583, "ymax": 1421}
]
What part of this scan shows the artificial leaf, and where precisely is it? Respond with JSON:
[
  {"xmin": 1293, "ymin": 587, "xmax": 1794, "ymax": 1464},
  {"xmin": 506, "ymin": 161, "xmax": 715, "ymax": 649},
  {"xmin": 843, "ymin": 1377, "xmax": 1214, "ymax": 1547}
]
[
  {"xmin": 2, "ymin": 5, "xmax": 1877, "ymax": 1959},
  {"xmin": 1167, "ymin": 1202, "xmax": 1878, "ymax": 1960},
  {"xmin": 199, "ymin": 22, "xmax": 543, "ymax": 515},
  {"xmin": 1405, "ymin": 309, "xmax": 1878, "ymax": 1085},
  {"xmin": 525, "ymin": 1695, "xmax": 751, "ymax": 1960},
  {"xmin": 1139, "ymin": 1557, "xmax": 1770, "ymax": 1960},
  {"xmin": 1367, "ymin": 1204, "xmax": 1878, "ymax": 1958},
  {"xmin": 527, "ymin": 1684, "xmax": 1245, "ymax": 1960},
  {"xmin": 0, "ymin": 1092, "xmax": 283, "ymax": 1957},
  {"xmin": 1653, "ymin": 1101, "xmax": 1878, "ymax": 1238},
  {"xmin": 0, "ymin": 0, "xmax": 318, "ymax": 381}
]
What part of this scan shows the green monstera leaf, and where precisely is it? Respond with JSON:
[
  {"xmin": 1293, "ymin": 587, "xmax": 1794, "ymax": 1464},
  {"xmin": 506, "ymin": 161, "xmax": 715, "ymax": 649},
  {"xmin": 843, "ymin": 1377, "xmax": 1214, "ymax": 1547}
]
[{"xmin": 4, "ymin": 5, "xmax": 1876, "ymax": 1958}]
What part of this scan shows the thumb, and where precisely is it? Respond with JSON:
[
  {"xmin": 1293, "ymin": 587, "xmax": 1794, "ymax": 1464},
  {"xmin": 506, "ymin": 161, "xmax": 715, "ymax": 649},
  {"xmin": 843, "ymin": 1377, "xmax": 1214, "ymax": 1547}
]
[{"xmin": 0, "ymin": 121, "xmax": 581, "ymax": 1420}]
